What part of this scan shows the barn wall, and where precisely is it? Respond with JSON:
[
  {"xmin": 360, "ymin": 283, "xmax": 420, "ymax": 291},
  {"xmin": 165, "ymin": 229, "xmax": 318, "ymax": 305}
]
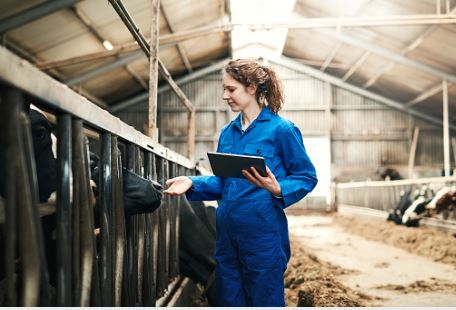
[{"xmin": 115, "ymin": 62, "xmax": 454, "ymax": 184}]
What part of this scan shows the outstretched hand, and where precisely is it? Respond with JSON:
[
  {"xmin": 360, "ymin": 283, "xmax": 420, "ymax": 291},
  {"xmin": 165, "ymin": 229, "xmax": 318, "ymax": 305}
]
[
  {"xmin": 242, "ymin": 166, "xmax": 282, "ymax": 196},
  {"xmin": 164, "ymin": 176, "xmax": 193, "ymax": 196}
]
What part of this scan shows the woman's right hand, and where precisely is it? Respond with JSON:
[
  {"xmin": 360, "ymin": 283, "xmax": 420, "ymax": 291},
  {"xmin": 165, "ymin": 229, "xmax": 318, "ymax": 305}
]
[{"xmin": 163, "ymin": 176, "xmax": 193, "ymax": 196}]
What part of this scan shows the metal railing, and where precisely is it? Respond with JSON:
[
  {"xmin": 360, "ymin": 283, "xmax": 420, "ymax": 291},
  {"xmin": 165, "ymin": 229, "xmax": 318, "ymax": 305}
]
[{"xmin": 0, "ymin": 46, "xmax": 195, "ymax": 306}]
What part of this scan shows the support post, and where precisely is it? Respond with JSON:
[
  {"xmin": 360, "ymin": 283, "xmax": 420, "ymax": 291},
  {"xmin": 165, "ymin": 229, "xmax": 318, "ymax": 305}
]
[
  {"xmin": 408, "ymin": 126, "xmax": 420, "ymax": 178},
  {"xmin": 187, "ymin": 109, "xmax": 196, "ymax": 161},
  {"xmin": 148, "ymin": 0, "xmax": 160, "ymax": 141},
  {"xmin": 443, "ymin": 80, "xmax": 450, "ymax": 176}
]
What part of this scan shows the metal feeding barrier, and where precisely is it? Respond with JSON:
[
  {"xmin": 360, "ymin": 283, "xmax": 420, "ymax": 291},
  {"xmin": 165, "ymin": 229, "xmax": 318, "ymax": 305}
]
[
  {"xmin": 334, "ymin": 176, "xmax": 456, "ymax": 233},
  {"xmin": 0, "ymin": 45, "xmax": 196, "ymax": 306}
]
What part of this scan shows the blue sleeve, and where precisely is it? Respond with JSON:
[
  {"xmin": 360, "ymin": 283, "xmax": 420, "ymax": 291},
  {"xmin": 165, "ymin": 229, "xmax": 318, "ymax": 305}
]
[
  {"xmin": 185, "ymin": 175, "xmax": 224, "ymax": 201},
  {"xmin": 274, "ymin": 125, "xmax": 318, "ymax": 209}
]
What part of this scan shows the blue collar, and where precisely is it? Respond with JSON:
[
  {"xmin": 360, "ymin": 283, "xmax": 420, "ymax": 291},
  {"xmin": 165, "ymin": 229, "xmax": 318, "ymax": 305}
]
[{"xmin": 233, "ymin": 106, "xmax": 272, "ymax": 133}]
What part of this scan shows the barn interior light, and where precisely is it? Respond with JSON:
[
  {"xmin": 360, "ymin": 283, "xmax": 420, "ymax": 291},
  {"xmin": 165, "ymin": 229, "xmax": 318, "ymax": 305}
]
[
  {"xmin": 230, "ymin": 0, "xmax": 296, "ymax": 58},
  {"xmin": 103, "ymin": 40, "xmax": 113, "ymax": 50}
]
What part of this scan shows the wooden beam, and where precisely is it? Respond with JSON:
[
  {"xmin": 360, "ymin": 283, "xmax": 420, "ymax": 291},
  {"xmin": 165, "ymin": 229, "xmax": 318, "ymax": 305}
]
[
  {"xmin": 157, "ymin": 59, "xmax": 193, "ymax": 112},
  {"xmin": 187, "ymin": 110, "xmax": 196, "ymax": 160},
  {"xmin": 408, "ymin": 126, "xmax": 420, "ymax": 178},
  {"xmin": 320, "ymin": 42, "xmax": 342, "ymax": 72},
  {"xmin": 148, "ymin": 0, "xmax": 160, "ymax": 140},
  {"xmin": 36, "ymin": 24, "xmax": 231, "ymax": 70}
]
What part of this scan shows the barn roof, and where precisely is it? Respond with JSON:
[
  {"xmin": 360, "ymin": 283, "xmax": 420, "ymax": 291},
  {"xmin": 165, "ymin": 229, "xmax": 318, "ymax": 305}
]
[{"xmin": 0, "ymin": 0, "xmax": 455, "ymax": 123}]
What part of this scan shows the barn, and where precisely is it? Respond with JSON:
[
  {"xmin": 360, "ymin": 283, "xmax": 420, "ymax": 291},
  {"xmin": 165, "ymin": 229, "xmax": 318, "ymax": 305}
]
[{"xmin": 0, "ymin": 0, "xmax": 455, "ymax": 306}]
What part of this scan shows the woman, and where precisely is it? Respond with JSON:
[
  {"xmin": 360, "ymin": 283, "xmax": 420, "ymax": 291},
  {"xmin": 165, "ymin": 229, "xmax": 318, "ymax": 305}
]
[{"xmin": 164, "ymin": 59, "xmax": 317, "ymax": 306}]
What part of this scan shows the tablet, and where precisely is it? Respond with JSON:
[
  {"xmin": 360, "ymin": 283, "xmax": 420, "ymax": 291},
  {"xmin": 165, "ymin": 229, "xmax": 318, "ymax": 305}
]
[{"xmin": 207, "ymin": 151, "xmax": 268, "ymax": 178}]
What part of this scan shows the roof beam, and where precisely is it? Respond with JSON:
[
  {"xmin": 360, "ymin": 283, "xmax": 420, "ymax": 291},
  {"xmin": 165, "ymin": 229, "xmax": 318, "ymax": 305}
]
[
  {"xmin": 71, "ymin": 6, "xmax": 148, "ymax": 90},
  {"xmin": 65, "ymin": 51, "xmax": 143, "ymax": 86},
  {"xmin": 362, "ymin": 6, "xmax": 456, "ymax": 88},
  {"xmin": 406, "ymin": 82, "xmax": 453, "ymax": 107},
  {"xmin": 0, "ymin": 0, "xmax": 77, "ymax": 34},
  {"xmin": 160, "ymin": 4, "xmax": 193, "ymax": 73},
  {"xmin": 248, "ymin": 13, "xmax": 456, "ymax": 29},
  {"xmin": 316, "ymin": 28, "xmax": 456, "ymax": 84},
  {"xmin": 36, "ymin": 22, "xmax": 231, "ymax": 70},
  {"xmin": 342, "ymin": 51, "xmax": 370, "ymax": 81},
  {"xmin": 320, "ymin": 41, "xmax": 342, "ymax": 72},
  {"xmin": 269, "ymin": 54, "xmax": 456, "ymax": 131},
  {"xmin": 110, "ymin": 58, "xmax": 228, "ymax": 113}
]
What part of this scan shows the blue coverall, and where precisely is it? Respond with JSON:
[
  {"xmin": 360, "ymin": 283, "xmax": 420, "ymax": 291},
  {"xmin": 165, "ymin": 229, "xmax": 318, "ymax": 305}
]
[{"xmin": 186, "ymin": 106, "xmax": 317, "ymax": 306}]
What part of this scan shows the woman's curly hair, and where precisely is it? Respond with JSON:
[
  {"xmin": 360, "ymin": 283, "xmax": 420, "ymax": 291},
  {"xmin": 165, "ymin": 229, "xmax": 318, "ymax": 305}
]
[{"xmin": 223, "ymin": 59, "xmax": 284, "ymax": 113}]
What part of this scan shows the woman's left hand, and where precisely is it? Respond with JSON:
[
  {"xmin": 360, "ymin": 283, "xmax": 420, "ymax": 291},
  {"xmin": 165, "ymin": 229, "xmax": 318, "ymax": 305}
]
[{"xmin": 242, "ymin": 166, "xmax": 282, "ymax": 196}]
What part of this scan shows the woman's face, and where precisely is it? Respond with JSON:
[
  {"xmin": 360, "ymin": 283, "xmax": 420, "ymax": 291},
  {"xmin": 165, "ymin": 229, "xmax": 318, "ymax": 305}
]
[{"xmin": 222, "ymin": 72, "xmax": 256, "ymax": 112}]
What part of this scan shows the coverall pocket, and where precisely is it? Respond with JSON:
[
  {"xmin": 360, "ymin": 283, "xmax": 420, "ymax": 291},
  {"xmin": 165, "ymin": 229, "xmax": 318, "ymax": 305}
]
[{"xmin": 244, "ymin": 143, "xmax": 274, "ymax": 158}]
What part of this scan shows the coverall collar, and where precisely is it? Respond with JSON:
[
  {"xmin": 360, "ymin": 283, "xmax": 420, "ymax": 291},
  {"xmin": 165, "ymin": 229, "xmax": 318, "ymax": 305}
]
[{"xmin": 233, "ymin": 106, "xmax": 272, "ymax": 133}]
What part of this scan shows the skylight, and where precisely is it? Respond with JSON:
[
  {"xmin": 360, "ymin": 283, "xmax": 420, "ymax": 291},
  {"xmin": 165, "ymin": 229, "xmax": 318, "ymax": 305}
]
[{"xmin": 230, "ymin": 0, "xmax": 296, "ymax": 58}]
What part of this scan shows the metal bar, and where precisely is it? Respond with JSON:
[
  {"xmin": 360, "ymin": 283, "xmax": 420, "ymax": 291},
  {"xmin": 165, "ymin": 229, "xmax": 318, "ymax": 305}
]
[
  {"xmin": 108, "ymin": 0, "xmax": 150, "ymax": 57},
  {"xmin": 143, "ymin": 152, "xmax": 158, "ymax": 305},
  {"xmin": 0, "ymin": 46, "xmax": 194, "ymax": 168},
  {"xmin": 86, "ymin": 136, "xmax": 101, "ymax": 307},
  {"xmin": 71, "ymin": 121, "xmax": 81, "ymax": 305},
  {"xmin": 135, "ymin": 148, "xmax": 146, "ymax": 306},
  {"xmin": 443, "ymin": 80, "xmax": 450, "ymax": 176},
  {"xmin": 168, "ymin": 162, "xmax": 179, "ymax": 280},
  {"xmin": 0, "ymin": 0, "xmax": 77, "ymax": 34},
  {"xmin": 336, "ymin": 175, "xmax": 456, "ymax": 189},
  {"xmin": 99, "ymin": 132, "xmax": 113, "ymax": 305},
  {"xmin": 163, "ymin": 159, "xmax": 171, "ymax": 286},
  {"xmin": 1, "ymin": 87, "xmax": 19, "ymax": 306},
  {"xmin": 125, "ymin": 144, "xmax": 138, "ymax": 306},
  {"xmin": 71, "ymin": 119, "xmax": 94, "ymax": 306},
  {"xmin": 156, "ymin": 156, "xmax": 168, "ymax": 297},
  {"xmin": 317, "ymin": 28, "xmax": 456, "ymax": 84},
  {"xmin": 16, "ymin": 112, "xmax": 41, "ymax": 306},
  {"xmin": 20, "ymin": 111, "xmax": 52, "ymax": 306},
  {"xmin": 270, "ymin": 54, "xmax": 456, "ymax": 132},
  {"xmin": 56, "ymin": 113, "xmax": 72, "ymax": 306},
  {"xmin": 112, "ymin": 139, "xmax": 125, "ymax": 306}
]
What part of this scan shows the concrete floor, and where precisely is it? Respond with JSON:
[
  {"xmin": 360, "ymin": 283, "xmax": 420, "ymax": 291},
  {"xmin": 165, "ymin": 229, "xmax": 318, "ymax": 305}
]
[{"xmin": 288, "ymin": 215, "xmax": 456, "ymax": 307}]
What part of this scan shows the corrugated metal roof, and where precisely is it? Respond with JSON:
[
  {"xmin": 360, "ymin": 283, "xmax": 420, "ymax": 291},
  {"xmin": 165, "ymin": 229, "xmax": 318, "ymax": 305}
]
[{"xmin": 0, "ymin": 0, "xmax": 454, "ymax": 124}]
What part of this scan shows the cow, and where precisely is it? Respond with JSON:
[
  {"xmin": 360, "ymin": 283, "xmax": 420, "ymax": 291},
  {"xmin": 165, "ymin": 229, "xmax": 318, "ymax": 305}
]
[
  {"xmin": 387, "ymin": 187, "xmax": 433, "ymax": 227},
  {"xmin": 426, "ymin": 186, "xmax": 456, "ymax": 220}
]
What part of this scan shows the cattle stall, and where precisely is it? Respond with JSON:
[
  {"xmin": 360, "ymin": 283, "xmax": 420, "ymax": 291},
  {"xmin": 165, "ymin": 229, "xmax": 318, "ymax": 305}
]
[
  {"xmin": 334, "ymin": 176, "xmax": 456, "ymax": 233},
  {"xmin": 0, "ymin": 45, "xmax": 199, "ymax": 306}
]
